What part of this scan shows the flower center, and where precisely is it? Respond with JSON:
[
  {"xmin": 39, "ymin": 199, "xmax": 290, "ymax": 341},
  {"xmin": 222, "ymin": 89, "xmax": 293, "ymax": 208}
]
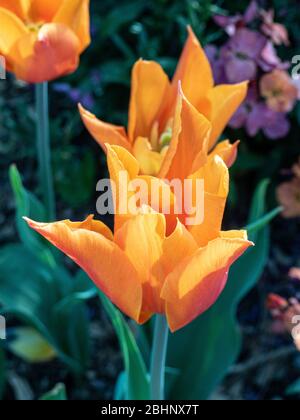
[
  {"xmin": 27, "ymin": 21, "xmax": 44, "ymax": 32},
  {"xmin": 133, "ymin": 119, "xmax": 173, "ymax": 176}
]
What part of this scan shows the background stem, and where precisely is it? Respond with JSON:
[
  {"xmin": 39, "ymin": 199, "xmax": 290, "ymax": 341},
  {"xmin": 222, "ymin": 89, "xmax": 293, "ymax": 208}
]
[
  {"xmin": 150, "ymin": 315, "xmax": 169, "ymax": 400},
  {"xmin": 35, "ymin": 82, "xmax": 55, "ymax": 220}
]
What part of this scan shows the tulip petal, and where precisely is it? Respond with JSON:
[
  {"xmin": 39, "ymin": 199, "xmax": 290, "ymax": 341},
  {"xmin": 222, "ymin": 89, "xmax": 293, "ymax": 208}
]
[
  {"xmin": 171, "ymin": 27, "xmax": 214, "ymax": 111},
  {"xmin": 159, "ymin": 88, "xmax": 211, "ymax": 180},
  {"xmin": 161, "ymin": 233, "xmax": 253, "ymax": 332},
  {"xmin": 0, "ymin": 0, "xmax": 29, "ymax": 20},
  {"xmin": 10, "ymin": 23, "xmax": 80, "ymax": 83},
  {"xmin": 106, "ymin": 144, "xmax": 140, "ymax": 232},
  {"xmin": 115, "ymin": 212, "xmax": 167, "ymax": 314},
  {"xmin": 53, "ymin": 0, "xmax": 90, "ymax": 52},
  {"xmin": 210, "ymin": 140, "xmax": 240, "ymax": 168},
  {"xmin": 79, "ymin": 104, "xmax": 130, "ymax": 152},
  {"xmin": 24, "ymin": 216, "xmax": 143, "ymax": 322},
  {"xmin": 115, "ymin": 213, "xmax": 197, "ymax": 316},
  {"xmin": 107, "ymin": 144, "xmax": 177, "ymax": 234},
  {"xmin": 128, "ymin": 60, "xmax": 170, "ymax": 142},
  {"xmin": 187, "ymin": 155, "xmax": 229, "ymax": 247},
  {"xmin": 133, "ymin": 137, "xmax": 164, "ymax": 176},
  {"xmin": 29, "ymin": 0, "xmax": 62, "ymax": 22},
  {"xmin": 208, "ymin": 82, "xmax": 248, "ymax": 149},
  {"xmin": 0, "ymin": 7, "xmax": 28, "ymax": 56}
]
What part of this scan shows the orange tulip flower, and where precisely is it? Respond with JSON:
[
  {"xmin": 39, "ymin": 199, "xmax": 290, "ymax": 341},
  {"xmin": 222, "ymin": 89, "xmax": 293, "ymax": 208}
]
[
  {"xmin": 79, "ymin": 27, "xmax": 247, "ymax": 177},
  {"xmin": 25, "ymin": 142, "xmax": 253, "ymax": 332},
  {"xmin": 0, "ymin": 0, "xmax": 90, "ymax": 83}
]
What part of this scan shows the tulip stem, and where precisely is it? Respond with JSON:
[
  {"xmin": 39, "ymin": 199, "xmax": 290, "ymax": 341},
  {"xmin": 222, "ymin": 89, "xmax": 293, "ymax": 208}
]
[
  {"xmin": 35, "ymin": 82, "xmax": 55, "ymax": 220},
  {"xmin": 150, "ymin": 315, "xmax": 169, "ymax": 400}
]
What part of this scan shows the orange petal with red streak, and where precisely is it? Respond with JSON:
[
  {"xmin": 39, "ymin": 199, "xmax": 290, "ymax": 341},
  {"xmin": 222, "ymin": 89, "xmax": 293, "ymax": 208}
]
[
  {"xmin": 24, "ymin": 216, "xmax": 143, "ymax": 322},
  {"xmin": 161, "ymin": 232, "xmax": 253, "ymax": 332}
]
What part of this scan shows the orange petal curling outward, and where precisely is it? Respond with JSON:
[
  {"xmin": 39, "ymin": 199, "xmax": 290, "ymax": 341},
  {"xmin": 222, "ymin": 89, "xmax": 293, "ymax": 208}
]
[
  {"xmin": 128, "ymin": 60, "xmax": 170, "ymax": 142},
  {"xmin": 209, "ymin": 140, "xmax": 240, "ymax": 168},
  {"xmin": 79, "ymin": 104, "xmax": 131, "ymax": 152},
  {"xmin": 208, "ymin": 83, "xmax": 248, "ymax": 149},
  {"xmin": 161, "ymin": 231, "xmax": 253, "ymax": 332},
  {"xmin": 24, "ymin": 216, "xmax": 143, "ymax": 322},
  {"xmin": 10, "ymin": 23, "xmax": 80, "ymax": 83}
]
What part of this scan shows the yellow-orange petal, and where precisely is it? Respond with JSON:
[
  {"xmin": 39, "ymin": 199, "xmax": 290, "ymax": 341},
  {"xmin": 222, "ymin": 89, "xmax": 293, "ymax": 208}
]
[
  {"xmin": 0, "ymin": 7, "xmax": 28, "ymax": 56},
  {"xmin": 210, "ymin": 140, "xmax": 240, "ymax": 168},
  {"xmin": 106, "ymin": 144, "xmax": 177, "ymax": 234},
  {"xmin": 0, "ymin": 0, "xmax": 29, "ymax": 20},
  {"xmin": 29, "ymin": 0, "xmax": 62, "ymax": 22},
  {"xmin": 133, "ymin": 137, "xmax": 164, "ymax": 176},
  {"xmin": 187, "ymin": 155, "xmax": 229, "ymax": 247},
  {"xmin": 171, "ymin": 26, "xmax": 214, "ymax": 112},
  {"xmin": 53, "ymin": 0, "xmax": 90, "ymax": 52},
  {"xmin": 208, "ymin": 82, "xmax": 248, "ymax": 149},
  {"xmin": 159, "ymin": 87, "xmax": 211, "ymax": 180},
  {"xmin": 128, "ymin": 60, "xmax": 170, "ymax": 142},
  {"xmin": 106, "ymin": 144, "xmax": 140, "ymax": 232},
  {"xmin": 161, "ymin": 234, "xmax": 253, "ymax": 332},
  {"xmin": 24, "ymin": 216, "xmax": 143, "ymax": 322},
  {"xmin": 10, "ymin": 23, "xmax": 80, "ymax": 83},
  {"xmin": 115, "ymin": 212, "xmax": 167, "ymax": 314},
  {"xmin": 79, "ymin": 104, "xmax": 131, "ymax": 152}
]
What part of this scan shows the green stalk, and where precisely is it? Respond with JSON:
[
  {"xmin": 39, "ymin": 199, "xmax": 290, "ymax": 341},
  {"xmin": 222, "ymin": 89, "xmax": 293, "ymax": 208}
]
[
  {"xmin": 35, "ymin": 82, "xmax": 55, "ymax": 220},
  {"xmin": 150, "ymin": 315, "xmax": 169, "ymax": 400}
]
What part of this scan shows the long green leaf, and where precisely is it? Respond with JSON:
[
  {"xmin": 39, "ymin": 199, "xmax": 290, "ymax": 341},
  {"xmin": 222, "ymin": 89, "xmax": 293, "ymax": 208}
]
[{"xmin": 99, "ymin": 292, "xmax": 150, "ymax": 400}]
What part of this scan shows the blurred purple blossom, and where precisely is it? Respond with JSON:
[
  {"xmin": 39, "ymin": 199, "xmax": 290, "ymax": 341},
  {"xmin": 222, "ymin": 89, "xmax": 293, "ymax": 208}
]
[
  {"xmin": 222, "ymin": 28, "xmax": 267, "ymax": 83},
  {"xmin": 213, "ymin": 0, "xmax": 259, "ymax": 36},
  {"xmin": 230, "ymin": 100, "xmax": 290, "ymax": 140},
  {"xmin": 53, "ymin": 83, "xmax": 95, "ymax": 109},
  {"xmin": 209, "ymin": 1, "xmax": 295, "ymax": 140}
]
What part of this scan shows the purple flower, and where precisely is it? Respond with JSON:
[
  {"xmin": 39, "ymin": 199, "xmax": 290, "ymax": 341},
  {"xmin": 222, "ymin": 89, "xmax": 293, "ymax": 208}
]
[
  {"xmin": 258, "ymin": 41, "xmax": 290, "ymax": 72},
  {"xmin": 222, "ymin": 29, "xmax": 267, "ymax": 83},
  {"xmin": 204, "ymin": 45, "xmax": 227, "ymax": 84},
  {"xmin": 230, "ymin": 100, "xmax": 290, "ymax": 140},
  {"xmin": 53, "ymin": 83, "xmax": 95, "ymax": 109},
  {"xmin": 214, "ymin": 1, "xmax": 259, "ymax": 36}
]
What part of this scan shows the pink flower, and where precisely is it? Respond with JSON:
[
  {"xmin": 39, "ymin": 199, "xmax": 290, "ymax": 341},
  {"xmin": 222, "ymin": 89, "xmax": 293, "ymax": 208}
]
[{"xmin": 260, "ymin": 70, "xmax": 298, "ymax": 113}]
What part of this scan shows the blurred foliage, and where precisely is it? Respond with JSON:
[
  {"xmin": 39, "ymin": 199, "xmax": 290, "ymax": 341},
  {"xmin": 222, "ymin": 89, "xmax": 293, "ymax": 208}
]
[
  {"xmin": 0, "ymin": 0, "xmax": 300, "ymax": 400},
  {"xmin": 0, "ymin": 167, "xmax": 97, "ymax": 376},
  {"xmin": 39, "ymin": 383, "xmax": 67, "ymax": 401}
]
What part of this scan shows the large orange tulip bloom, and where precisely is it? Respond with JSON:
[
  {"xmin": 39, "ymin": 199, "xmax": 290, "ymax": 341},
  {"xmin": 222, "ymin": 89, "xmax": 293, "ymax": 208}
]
[
  {"xmin": 25, "ymin": 142, "xmax": 253, "ymax": 332},
  {"xmin": 79, "ymin": 27, "xmax": 247, "ymax": 177},
  {"xmin": 0, "ymin": 0, "xmax": 90, "ymax": 83}
]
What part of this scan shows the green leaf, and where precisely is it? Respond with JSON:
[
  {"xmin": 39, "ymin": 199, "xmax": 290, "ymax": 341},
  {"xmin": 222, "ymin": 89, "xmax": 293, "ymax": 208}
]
[
  {"xmin": 0, "ymin": 244, "xmax": 91, "ymax": 374},
  {"xmin": 8, "ymin": 327, "xmax": 56, "ymax": 363},
  {"xmin": 40, "ymin": 383, "xmax": 67, "ymax": 400},
  {"xmin": 99, "ymin": 292, "xmax": 150, "ymax": 400},
  {"xmin": 99, "ymin": 0, "xmax": 148, "ymax": 39},
  {"xmin": 167, "ymin": 180, "xmax": 272, "ymax": 400},
  {"xmin": 0, "ymin": 346, "xmax": 6, "ymax": 399},
  {"xmin": 286, "ymin": 378, "xmax": 300, "ymax": 396},
  {"xmin": 9, "ymin": 165, "xmax": 56, "ymax": 267}
]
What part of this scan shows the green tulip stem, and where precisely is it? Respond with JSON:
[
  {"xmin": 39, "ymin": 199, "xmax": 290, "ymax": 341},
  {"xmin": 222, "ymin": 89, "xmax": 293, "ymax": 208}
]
[
  {"xmin": 150, "ymin": 315, "xmax": 169, "ymax": 400},
  {"xmin": 35, "ymin": 82, "xmax": 55, "ymax": 220}
]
